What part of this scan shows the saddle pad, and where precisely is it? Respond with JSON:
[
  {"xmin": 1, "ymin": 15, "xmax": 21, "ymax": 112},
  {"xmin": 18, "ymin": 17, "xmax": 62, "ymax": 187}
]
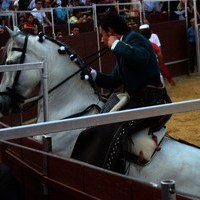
[
  {"xmin": 101, "ymin": 92, "xmax": 130, "ymax": 113},
  {"xmin": 129, "ymin": 127, "xmax": 166, "ymax": 161}
]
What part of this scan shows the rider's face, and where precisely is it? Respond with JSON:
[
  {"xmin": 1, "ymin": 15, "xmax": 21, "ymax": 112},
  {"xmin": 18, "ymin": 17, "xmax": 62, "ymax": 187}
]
[{"xmin": 99, "ymin": 26, "xmax": 109, "ymax": 46}]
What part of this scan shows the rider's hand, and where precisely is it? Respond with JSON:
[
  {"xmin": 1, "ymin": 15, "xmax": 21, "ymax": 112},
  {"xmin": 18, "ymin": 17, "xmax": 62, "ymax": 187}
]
[
  {"xmin": 108, "ymin": 35, "xmax": 119, "ymax": 48},
  {"xmin": 80, "ymin": 68, "xmax": 97, "ymax": 81}
]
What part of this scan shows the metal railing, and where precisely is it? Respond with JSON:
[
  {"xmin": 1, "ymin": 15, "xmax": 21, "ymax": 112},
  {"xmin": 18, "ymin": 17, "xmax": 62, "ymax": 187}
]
[
  {"xmin": 0, "ymin": 61, "xmax": 200, "ymax": 199},
  {"xmin": 0, "ymin": 62, "xmax": 49, "ymax": 122}
]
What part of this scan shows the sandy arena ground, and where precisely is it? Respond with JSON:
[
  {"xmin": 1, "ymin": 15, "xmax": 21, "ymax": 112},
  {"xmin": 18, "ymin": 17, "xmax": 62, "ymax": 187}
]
[{"xmin": 166, "ymin": 74, "xmax": 200, "ymax": 147}]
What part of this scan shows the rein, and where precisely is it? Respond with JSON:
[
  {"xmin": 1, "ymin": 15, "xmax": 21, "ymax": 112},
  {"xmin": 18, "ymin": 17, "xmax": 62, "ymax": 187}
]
[{"xmin": 23, "ymin": 36, "xmax": 108, "ymax": 113}]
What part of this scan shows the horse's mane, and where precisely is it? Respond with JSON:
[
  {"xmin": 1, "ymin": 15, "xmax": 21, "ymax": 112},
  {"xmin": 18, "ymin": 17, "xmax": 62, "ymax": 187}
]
[
  {"xmin": 44, "ymin": 35, "xmax": 86, "ymax": 68},
  {"xmin": 3, "ymin": 30, "xmax": 86, "ymax": 69}
]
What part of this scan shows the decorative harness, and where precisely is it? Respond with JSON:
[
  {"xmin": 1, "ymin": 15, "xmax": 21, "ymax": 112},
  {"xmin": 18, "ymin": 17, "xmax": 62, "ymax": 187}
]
[{"xmin": 0, "ymin": 32, "xmax": 109, "ymax": 118}]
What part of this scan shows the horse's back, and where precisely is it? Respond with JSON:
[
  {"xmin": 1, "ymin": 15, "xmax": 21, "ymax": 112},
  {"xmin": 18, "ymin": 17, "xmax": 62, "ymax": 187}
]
[{"xmin": 128, "ymin": 136, "xmax": 200, "ymax": 198}]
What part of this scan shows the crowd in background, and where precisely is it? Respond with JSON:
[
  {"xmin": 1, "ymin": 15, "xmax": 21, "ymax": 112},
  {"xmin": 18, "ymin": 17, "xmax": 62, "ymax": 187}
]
[
  {"xmin": 0, "ymin": 0, "xmax": 199, "ymax": 75},
  {"xmin": 0, "ymin": 0, "xmax": 200, "ymax": 34}
]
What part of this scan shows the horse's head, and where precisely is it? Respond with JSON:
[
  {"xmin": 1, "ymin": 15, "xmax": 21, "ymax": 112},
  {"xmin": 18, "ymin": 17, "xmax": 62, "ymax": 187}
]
[
  {"xmin": 0, "ymin": 26, "xmax": 104, "ymax": 120},
  {"xmin": 0, "ymin": 27, "xmax": 41, "ymax": 117}
]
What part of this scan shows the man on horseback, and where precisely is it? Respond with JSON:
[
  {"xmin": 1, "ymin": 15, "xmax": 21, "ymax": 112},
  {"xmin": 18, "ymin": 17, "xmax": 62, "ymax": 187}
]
[
  {"xmin": 73, "ymin": 12, "xmax": 172, "ymax": 173},
  {"xmin": 92, "ymin": 12, "xmax": 171, "ymax": 126}
]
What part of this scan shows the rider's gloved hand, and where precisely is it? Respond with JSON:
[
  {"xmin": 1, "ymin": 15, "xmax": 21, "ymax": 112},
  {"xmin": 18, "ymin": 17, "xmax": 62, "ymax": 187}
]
[{"xmin": 80, "ymin": 68, "xmax": 97, "ymax": 81}]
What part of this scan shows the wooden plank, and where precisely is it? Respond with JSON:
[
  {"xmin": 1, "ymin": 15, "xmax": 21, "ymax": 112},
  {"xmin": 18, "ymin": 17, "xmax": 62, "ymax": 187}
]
[
  {"xmin": 21, "ymin": 138, "xmax": 44, "ymax": 173},
  {"xmin": 84, "ymin": 167, "xmax": 132, "ymax": 200},
  {"xmin": 48, "ymin": 156, "xmax": 84, "ymax": 190},
  {"xmin": 131, "ymin": 180, "xmax": 161, "ymax": 200}
]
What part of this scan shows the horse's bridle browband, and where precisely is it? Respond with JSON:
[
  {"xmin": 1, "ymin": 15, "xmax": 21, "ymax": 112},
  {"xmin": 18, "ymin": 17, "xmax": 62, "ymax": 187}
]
[{"xmin": 1, "ymin": 32, "xmax": 109, "ymax": 117}]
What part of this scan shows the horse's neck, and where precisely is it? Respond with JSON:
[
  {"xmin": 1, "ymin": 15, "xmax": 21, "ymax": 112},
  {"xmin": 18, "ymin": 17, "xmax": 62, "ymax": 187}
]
[
  {"xmin": 37, "ymin": 71, "xmax": 103, "ymax": 122},
  {"xmin": 21, "ymin": 39, "xmax": 104, "ymax": 122}
]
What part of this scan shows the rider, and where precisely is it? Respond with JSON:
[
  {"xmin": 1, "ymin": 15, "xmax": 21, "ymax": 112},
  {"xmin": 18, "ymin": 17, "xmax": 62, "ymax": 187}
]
[
  {"xmin": 77, "ymin": 12, "xmax": 172, "ymax": 173},
  {"xmin": 90, "ymin": 12, "xmax": 171, "ymax": 127}
]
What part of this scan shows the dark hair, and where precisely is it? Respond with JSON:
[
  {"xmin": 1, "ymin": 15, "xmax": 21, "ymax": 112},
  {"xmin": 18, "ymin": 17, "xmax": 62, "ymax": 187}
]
[
  {"xmin": 35, "ymin": 0, "xmax": 43, "ymax": 4},
  {"xmin": 26, "ymin": 13, "xmax": 34, "ymax": 18},
  {"xmin": 99, "ymin": 12, "xmax": 131, "ymax": 35},
  {"xmin": 139, "ymin": 28, "xmax": 151, "ymax": 39}
]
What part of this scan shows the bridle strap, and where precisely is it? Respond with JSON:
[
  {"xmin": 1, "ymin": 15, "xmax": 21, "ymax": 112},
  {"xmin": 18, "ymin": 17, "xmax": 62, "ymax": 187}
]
[
  {"xmin": 83, "ymin": 46, "xmax": 109, "ymax": 61},
  {"xmin": 4, "ymin": 35, "xmax": 29, "ymax": 102},
  {"xmin": 23, "ymin": 40, "xmax": 108, "ymax": 107},
  {"xmin": 83, "ymin": 47, "xmax": 110, "ymax": 67},
  {"xmin": 3, "ymin": 34, "xmax": 108, "ymax": 116},
  {"xmin": 0, "ymin": 34, "xmax": 29, "ymax": 102}
]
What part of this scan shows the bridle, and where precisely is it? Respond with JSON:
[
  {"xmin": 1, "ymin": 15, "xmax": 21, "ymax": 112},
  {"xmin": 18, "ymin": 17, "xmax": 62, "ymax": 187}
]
[
  {"xmin": 0, "ymin": 32, "xmax": 109, "ymax": 118},
  {"xmin": 0, "ymin": 33, "xmax": 29, "ymax": 115}
]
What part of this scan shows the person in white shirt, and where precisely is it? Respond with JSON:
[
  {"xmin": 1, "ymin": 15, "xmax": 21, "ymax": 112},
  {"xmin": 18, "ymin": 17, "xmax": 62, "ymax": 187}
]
[
  {"xmin": 142, "ymin": 19, "xmax": 161, "ymax": 47},
  {"xmin": 150, "ymin": 32, "xmax": 161, "ymax": 47},
  {"xmin": 32, "ymin": 0, "xmax": 52, "ymax": 26}
]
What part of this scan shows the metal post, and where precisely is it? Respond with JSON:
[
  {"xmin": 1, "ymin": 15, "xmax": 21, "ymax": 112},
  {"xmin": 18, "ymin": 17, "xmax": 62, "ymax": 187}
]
[
  {"xmin": 42, "ymin": 135, "xmax": 52, "ymax": 175},
  {"xmin": 50, "ymin": 8, "xmax": 55, "ymax": 39},
  {"xmin": 42, "ymin": 60, "xmax": 49, "ymax": 122},
  {"xmin": 161, "ymin": 180, "xmax": 176, "ymax": 200},
  {"xmin": 193, "ymin": 0, "xmax": 200, "ymax": 74},
  {"xmin": 94, "ymin": 5, "xmax": 102, "ymax": 73},
  {"xmin": 42, "ymin": 135, "xmax": 52, "ymax": 197}
]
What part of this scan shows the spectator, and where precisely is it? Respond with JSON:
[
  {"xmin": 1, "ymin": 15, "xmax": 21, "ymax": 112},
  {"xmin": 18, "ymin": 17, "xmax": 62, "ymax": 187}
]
[
  {"xmin": 96, "ymin": 0, "xmax": 118, "ymax": 21},
  {"xmin": 23, "ymin": 13, "xmax": 38, "ymax": 34},
  {"xmin": 139, "ymin": 24, "xmax": 176, "ymax": 86},
  {"xmin": 143, "ymin": 1, "xmax": 164, "ymax": 15},
  {"xmin": 81, "ymin": 0, "xmax": 93, "ymax": 19},
  {"xmin": 68, "ymin": 9, "xmax": 88, "ymax": 24},
  {"xmin": 71, "ymin": 0, "xmax": 84, "ymax": 7},
  {"xmin": 18, "ymin": 15, "xmax": 26, "ymax": 31},
  {"xmin": 56, "ymin": 31, "xmax": 63, "ymax": 38},
  {"xmin": 0, "ymin": 1, "xmax": 6, "ymax": 31},
  {"xmin": 27, "ymin": 0, "xmax": 36, "ymax": 10},
  {"xmin": 15, "ymin": 0, "xmax": 33, "ymax": 10},
  {"xmin": 174, "ymin": 0, "xmax": 185, "ymax": 20},
  {"xmin": 1, "ymin": 0, "xmax": 11, "ymax": 11},
  {"xmin": 187, "ymin": 18, "xmax": 197, "ymax": 74},
  {"xmin": 53, "ymin": 1, "xmax": 68, "ymax": 25},
  {"xmin": 71, "ymin": 27, "xmax": 80, "ymax": 35},
  {"xmin": 143, "ymin": 19, "xmax": 161, "ymax": 47},
  {"xmin": 187, "ymin": 0, "xmax": 200, "ymax": 23},
  {"xmin": 117, "ymin": 0, "xmax": 131, "ymax": 18},
  {"xmin": 31, "ymin": 0, "xmax": 52, "ymax": 27},
  {"xmin": 0, "ymin": 26, "xmax": 4, "ymax": 34}
]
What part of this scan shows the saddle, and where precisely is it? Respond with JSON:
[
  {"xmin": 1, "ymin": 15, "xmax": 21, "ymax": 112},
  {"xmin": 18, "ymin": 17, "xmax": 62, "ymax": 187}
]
[
  {"xmin": 71, "ymin": 91, "xmax": 170, "ymax": 174},
  {"xmin": 100, "ymin": 92, "xmax": 130, "ymax": 113}
]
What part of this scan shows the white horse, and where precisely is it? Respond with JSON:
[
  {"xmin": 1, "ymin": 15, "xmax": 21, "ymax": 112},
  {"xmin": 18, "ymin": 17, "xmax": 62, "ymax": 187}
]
[
  {"xmin": 1, "ymin": 27, "xmax": 200, "ymax": 199},
  {"xmin": 1, "ymin": 27, "xmax": 105, "ymax": 157}
]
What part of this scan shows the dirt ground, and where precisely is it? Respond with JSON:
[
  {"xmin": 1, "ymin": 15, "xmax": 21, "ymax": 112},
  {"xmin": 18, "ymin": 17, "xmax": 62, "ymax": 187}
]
[{"xmin": 165, "ymin": 74, "xmax": 200, "ymax": 147}]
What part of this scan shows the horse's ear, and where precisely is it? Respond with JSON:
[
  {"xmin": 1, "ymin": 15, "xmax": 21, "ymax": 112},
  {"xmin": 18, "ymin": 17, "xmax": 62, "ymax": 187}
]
[
  {"xmin": 6, "ymin": 26, "xmax": 21, "ymax": 37},
  {"xmin": 6, "ymin": 26, "xmax": 25, "ymax": 45},
  {"xmin": 5, "ymin": 26, "xmax": 15, "ymax": 37}
]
